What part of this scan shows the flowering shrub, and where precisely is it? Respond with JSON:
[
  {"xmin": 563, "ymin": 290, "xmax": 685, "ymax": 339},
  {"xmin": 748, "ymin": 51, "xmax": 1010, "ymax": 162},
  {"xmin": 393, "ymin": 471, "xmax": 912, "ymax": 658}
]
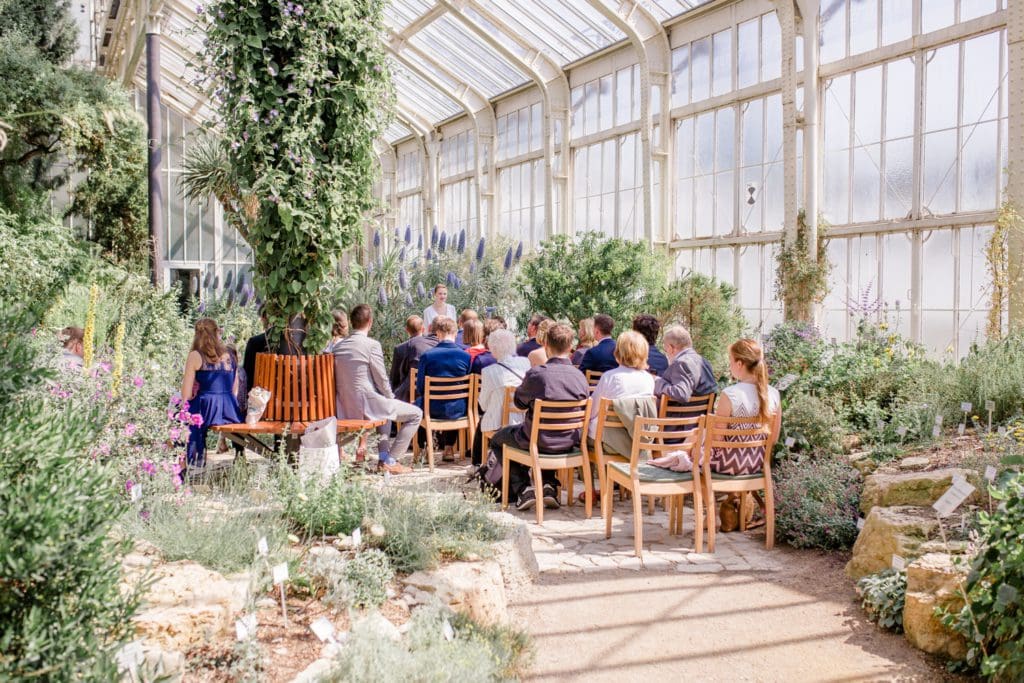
[
  {"xmin": 779, "ymin": 392, "xmax": 843, "ymax": 457},
  {"xmin": 762, "ymin": 321, "xmax": 827, "ymax": 391},
  {"xmin": 773, "ymin": 455, "xmax": 861, "ymax": 550},
  {"xmin": 335, "ymin": 231, "xmax": 523, "ymax": 361}
]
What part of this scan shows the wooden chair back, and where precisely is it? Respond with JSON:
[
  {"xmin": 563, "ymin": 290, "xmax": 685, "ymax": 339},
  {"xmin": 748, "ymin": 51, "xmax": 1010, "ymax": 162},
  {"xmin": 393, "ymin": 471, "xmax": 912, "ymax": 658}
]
[
  {"xmin": 700, "ymin": 414, "xmax": 772, "ymax": 473},
  {"xmin": 253, "ymin": 352, "xmax": 335, "ymax": 422},
  {"xmin": 422, "ymin": 375, "xmax": 474, "ymax": 420},
  {"xmin": 585, "ymin": 370, "xmax": 603, "ymax": 393},
  {"xmin": 526, "ymin": 398, "xmax": 590, "ymax": 455},
  {"xmin": 658, "ymin": 393, "xmax": 716, "ymax": 419},
  {"xmin": 500, "ymin": 385, "xmax": 526, "ymax": 427},
  {"xmin": 628, "ymin": 415, "xmax": 704, "ymax": 472},
  {"xmin": 409, "ymin": 367, "xmax": 417, "ymax": 402}
]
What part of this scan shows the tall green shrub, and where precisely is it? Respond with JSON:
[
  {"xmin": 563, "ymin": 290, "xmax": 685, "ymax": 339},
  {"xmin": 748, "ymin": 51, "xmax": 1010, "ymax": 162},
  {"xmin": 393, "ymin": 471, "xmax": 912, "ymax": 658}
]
[
  {"xmin": 0, "ymin": 307, "xmax": 140, "ymax": 679},
  {"xmin": 199, "ymin": 0, "xmax": 393, "ymax": 351},
  {"xmin": 516, "ymin": 233, "xmax": 666, "ymax": 330}
]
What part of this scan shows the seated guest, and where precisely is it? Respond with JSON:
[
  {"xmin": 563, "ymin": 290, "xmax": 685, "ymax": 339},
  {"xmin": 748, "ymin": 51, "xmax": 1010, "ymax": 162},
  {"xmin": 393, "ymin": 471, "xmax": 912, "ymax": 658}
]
[
  {"xmin": 587, "ymin": 331, "xmax": 655, "ymax": 440},
  {"xmin": 59, "ymin": 326, "xmax": 85, "ymax": 368},
  {"xmin": 473, "ymin": 329, "xmax": 530, "ymax": 466},
  {"xmin": 180, "ymin": 318, "xmax": 242, "ymax": 470},
  {"xmin": 333, "ymin": 304, "xmax": 418, "ymax": 474},
  {"xmin": 242, "ymin": 308, "xmax": 270, "ymax": 399},
  {"xmin": 415, "ymin": 316, "xmax": 471, "ymax": 461},
  {"xmin": 632, "ymin": 314, "xmax": 668, "ymax": 376},
  {"xmin": 516, "ymin": 314, "xmax": 548, "ymax": 357},
  {"xmin": 487, "ymin": 323, "xmax": 588, "ymax": 511},
  {"xmin": 324, "ymin": 310, "xmax": 349, "ymax": 353},
  {"xmin": 579, "ymin": 313, "xmax": 618, "ymax": 374},
  {"xmin": 390, "ymin": 315, "xmax": 438, "ymax": 400},
  {"xmin": 527, "ymin": 319, "xmax": 553, "ymax": 367},
  {"xmin": 455, "ymin": 309, "xmax": 479, "ymax": 347},
  {"xmin": 571, "ymin": 317, "xmax": 596, "ymax": 366},
  {"xmin": 470, "ymin": 318, "xmax": 505, "ymax": 374},
  {"xmin": 653, "ymin": 325, "xmax": 718, "ymax": 405},
  {"xmin": 709, "ymin": 339, "xmax": 781, "ymax": 475},
  {"xmin": 462, "ymin": 319, "xmax": 486, "ymax": 364}
]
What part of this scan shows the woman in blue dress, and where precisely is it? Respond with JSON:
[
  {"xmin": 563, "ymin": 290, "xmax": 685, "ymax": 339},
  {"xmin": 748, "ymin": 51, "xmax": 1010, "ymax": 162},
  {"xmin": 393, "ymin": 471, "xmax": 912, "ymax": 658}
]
[{"xmin": 180, "ymin": 318, "xmax": 242, "ymax": 469}]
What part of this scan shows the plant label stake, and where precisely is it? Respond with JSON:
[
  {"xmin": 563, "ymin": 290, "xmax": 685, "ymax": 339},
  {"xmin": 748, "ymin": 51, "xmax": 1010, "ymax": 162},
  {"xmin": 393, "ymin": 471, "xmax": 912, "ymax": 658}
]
[
  {"xmin": 310, "ymin": 617, "xmax": 337, "ymax": 644},
  {"xmin": 352, "ymin": 528, "xmax": 362, "ymax": 548},
  {"xmin": 891, "ymin": 554, "xmax": 906, "ymax": 571},
  {"xmin": 384, "ymin": 469, "xmax": 392, "ymax": 486},
  {"xmin": 960, "ymin": 402, "xmax": 972, "ymax": 414},
  {"xmin": 932, "ymin": 425, "xmax": 941, "ymax": 439},
  {"xmin": 934, "ymin": 415, "xmax": 943, "ymax": 426},
  {"xmin": 257, "ymin": 537, "xmax": 268, "ymax": 556},
  {"xmin": 784, "ymin": 436, "xmax": 795, "ymax": 448},
  {"xmin": 985, "ymin": 466, "xmax": 997, "ymax": 483},
  {"xmin": 235, "ymin": 613, "xmax": 257, "ymax": 641},
  {"xmin": 130, "ymin": 483, "xmax": 142, "ymax": 503},
  {"xmin": 272, "ymin": 562, "xmax": 289, "ymax": 627},
  {"xmin": 957, "ymin": 423, "xmax": 966, "ymax": 437},
  {"xmin": 985, "ymin": 400, "xmax": 995, "ymax": 432},
  {"xmin": 442, "ymin": 619, "xmax": 455, "ymax": 642},
  {"xmin": 932, "ymin": 478, "xmax": 975, "ymax": 518},
  {"xmin": 876, "ymin": 420, "xmax": 885, "ymax": 433},
  {"xmin": 856, "ymin": 517, "xmax": 865, "ymax": 530},
  {"xmin": 998, "ymin": 426, "xmax": 1007, "ymax": 438},
  {"xmin": 895, "ymin": 425, "xmax": 908, "ymax": 438}
]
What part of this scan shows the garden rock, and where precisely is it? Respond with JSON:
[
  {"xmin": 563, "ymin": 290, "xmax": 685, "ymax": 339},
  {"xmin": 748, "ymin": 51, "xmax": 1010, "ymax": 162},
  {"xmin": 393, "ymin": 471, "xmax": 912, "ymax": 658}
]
[
  {"xmin": 290, "ymin": 657, "xmax": 337, "ymax": 683},
  {"xmin": 898, "ymin": 456, "xmax": 930, "ymax": 470},
  {"xmin": 488, "ymin": 512, "xmax": 539, "ymax": 586},
  {"xmin": 859, "ymin": 468, "xmax": 979, "ymax": 514},
  {"xmin": 403, "ymin": 560, "xmax": 508, "ymax": 626},
  {"xmin": 136, "ymin": 643, "xmax": 185, "ymax": 682},
  {"xmin": 902, "ymin": 553, "xmax": 968, "ymax": 659},
  {"xmin": 357, "ymin": 611, "xmax": 402, "ymax": 641},
  {"xmin": 846, "ymin": 507, "xmax": 939, "ymax": 580},
  {"xmin": 847, "ymin": 451, "xmax": 877, "ymax": 476},
  {"xmin": 130, "ymin": 561, "xmax": 248, "ymax": 650}
]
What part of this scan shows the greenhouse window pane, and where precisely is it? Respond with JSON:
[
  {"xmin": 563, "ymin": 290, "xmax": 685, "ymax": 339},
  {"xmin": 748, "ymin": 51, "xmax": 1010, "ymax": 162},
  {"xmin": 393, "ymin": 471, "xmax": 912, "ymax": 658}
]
[
  {"xmin": 671, "ymin": 45, "xmax": 690, "ymax": 107},
  {"xmin": 925, "ymin": 45, "xmax": 959, "ymax": 132},
  {"xmin": 962, "ymin": 32, "xmax": 1001, "ymax": 125},
  {"xmin": 691, "ymin": 37, "xmax": 711, "ymax": 102},
  {"xmin": 851, "ymin": 144, "xmax": 882, "ymax": 223},
  {"xmin": 737, "ymin": 19, "xmax": 759, "ymax": 90},
  {"xmin": 922, "ymin": 129, "xmax": 958, "ymax": 215},
  {"xmin": 959, "ymin": 120, "xmax": 998, "ymax": 212},
  {"xmin": 820, "ymin": 0, "xmax": 846, "ymax": 63},
  {"xmin": 881, "ymin": 0, "xmax": 912, "ymax": 45},
  {"xmin": 885, "ymin": 58, "xmax": 916, "ymax": 140},
  {"xmin": 854, "ymin": 66, "xmax": 883, "ymax": 145},
  {"xmin": 489, "ymin": 0, "xmax": 622, "ymax": 64},
  {"xmin": 921, "ymin": 0, "xmax": 955, "ymax": 34},
  {"xmin": 599, "ymin": 75, "xmax": 614, "ymax": 132},
  {"xmin": 712, "ymin": 30, "xmax": 732, "ymax": 97},
  {"xmin": 960, "ymin": 0, "xmax": 998, "ymax": 21},
  {"xmin": 883, "ymin": 137, "xmax": 914, "ymax": 219},
  {"xmin": 848, "ymin": 0, "xmax": 878, "ymax": 55},
  {"xmin": 741, "ymin": 99, "xmax": 764, "ymax": 167},
  {"xmin": 921, "ymin": 229, "xmax": 954, "ymax": 309},
  {"xmin": 411, "ymin": 15, "xmax": 527, "ymax": 97},
  {"xmin": 761, "ymin": 13, "xmax": 782, "ymax": 81}
]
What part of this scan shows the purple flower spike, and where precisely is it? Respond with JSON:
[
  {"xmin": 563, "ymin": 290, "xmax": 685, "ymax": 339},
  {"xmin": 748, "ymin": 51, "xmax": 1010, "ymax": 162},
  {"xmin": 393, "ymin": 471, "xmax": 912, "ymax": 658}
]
[
  {"xmin": 417, "ymin": 233, "xmax": 423, "ymax": 250},
  {"xmin": 398, "ymin": 268, "xmax": 408, "ymax": 291},
  {"xmin": 426, "ymin": 248, "xmax": 433, "ymax": 261},
  {"xmin": 404, "ymin": 225, "xmax": 412, "ymax": 244},
  {"xmin": 373, "ymin": 229, "xmax": 381, "ymax": 248},
  {"xmin": 438, "ymin": 232, "xmax": 448, "ymax": 253},
  {"xmin": 475, "ymin": 237, "xmax": 485, "ymax": 262},
  {"xmin": 398, "ymin": 247, "xmax": 406, "ymax": 262},
  {"xmin": 431, "ymin": 225, "xmax": 438, "ymax": 247},
  {"xmin": 417, "ymin": 282, "xmax": 426, "ymax": 299},
  {"xmin": 469, "ymin": 261, "xmax": 476, "ymax": 274},
  {"xmin": 503, "ymin": 247, "xmax": 513, "ymax": 271},
  {"xmin": 378, "ymin": 286, "xmax": 388, "ymax": 307},
  {"xmin": 515, "ymin": 241, "xmax": 523, "ymax": 261},
  {"xmin": 446, "ymin": 271, "xmax": 457, "ymax": 286},
  {"xmin": 405, "ymin": 292, "xmax": 414, "ymax": 307},
  {"xmin": 457, "ymin": 229, "xmax": 466, "ymax": 254}
]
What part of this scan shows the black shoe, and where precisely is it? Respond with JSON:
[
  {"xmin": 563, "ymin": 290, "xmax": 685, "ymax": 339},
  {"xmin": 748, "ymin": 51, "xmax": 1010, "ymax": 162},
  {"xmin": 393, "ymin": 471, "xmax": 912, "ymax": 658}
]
[
  {"xmin": 515, "ymin": 487, "xmax": 537, "ymax": 511},
  {"xmin": 543, "ymin": 484, "xmax": 560, "ymax": 509}
]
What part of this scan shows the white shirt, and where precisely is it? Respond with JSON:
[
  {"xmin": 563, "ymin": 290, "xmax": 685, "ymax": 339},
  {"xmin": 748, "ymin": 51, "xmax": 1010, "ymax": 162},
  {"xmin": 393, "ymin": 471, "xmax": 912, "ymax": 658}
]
[
  {"xmin": 423, "ymin": 303, "xmax": 457, "ymax": 328},
  {"xmin": 588, "ymin": 366, "xmax": 655, "ymax": 438},
  {"xmin": 722, "ymin": 381, "xmax": 780, "ymax": 418},
  {"xmin": 478, "ymin": 356, "xmax": 531, "ymax": 432}
]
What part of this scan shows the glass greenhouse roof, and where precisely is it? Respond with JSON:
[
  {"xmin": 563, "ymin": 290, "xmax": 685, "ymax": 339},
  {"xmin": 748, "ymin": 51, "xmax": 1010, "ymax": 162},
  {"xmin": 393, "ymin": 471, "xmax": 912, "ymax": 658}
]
[{"xmin": 109, "ymin": 0, "xmax": 717, "ymax": 143}]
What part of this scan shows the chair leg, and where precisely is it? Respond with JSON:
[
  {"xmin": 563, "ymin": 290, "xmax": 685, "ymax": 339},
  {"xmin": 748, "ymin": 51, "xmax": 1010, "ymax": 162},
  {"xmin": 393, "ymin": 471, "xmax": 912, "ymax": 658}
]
[
  {"xmin": 533, "ymin": 464, "xmax": 545, "ymax": 525},
  {"xmin": 647, "ymin": 496, "xmax": 655, "ymax": 515},
  {"xmin": 566, "ymin": 468, "xmax": 575, "ymax": 508},
  {"xmin": 764, "ymin": 482, "xmax": 775, "ymax": 550},
  {"xmin": 677, "ymin": 495, "xmax": 685, "ymax": 539},
  {"xmin": 425, "ymin": 428, "xmax": 435, "ymax": 472},
  {"xmin": 632, "ymin": 482, "xmax": 644, "ymax": 560},
  {"xmin": 739, "ymin": 493, "xmax": 749, "ymax": 532},
  {"xmin": 501, "ymin": 451, "xmax": 510, "ymax": 511},
  {"xmin": 693, "ymin": 486, "xmax": 704, "ymax": 554},
  {"xmin": 603, "ymin": 472, "xmax": 613, "ymax": 539},
  {"xmin": 706, "ymin": 482, "xmax": 716, "ymax": 553}
]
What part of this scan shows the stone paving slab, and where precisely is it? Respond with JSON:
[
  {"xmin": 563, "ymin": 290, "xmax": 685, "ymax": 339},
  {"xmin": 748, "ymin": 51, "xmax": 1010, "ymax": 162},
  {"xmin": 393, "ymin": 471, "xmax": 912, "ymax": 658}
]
[{"xmin": 393, "ymin": 463, "xmax": 782, "ymax": 576}]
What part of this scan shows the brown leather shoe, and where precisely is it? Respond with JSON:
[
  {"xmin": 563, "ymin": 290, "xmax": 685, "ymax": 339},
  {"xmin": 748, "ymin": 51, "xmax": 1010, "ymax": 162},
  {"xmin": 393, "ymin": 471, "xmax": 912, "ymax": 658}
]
[{"xmin": 379, "ymin": 461, "xmax": 411, "ymax": 475}]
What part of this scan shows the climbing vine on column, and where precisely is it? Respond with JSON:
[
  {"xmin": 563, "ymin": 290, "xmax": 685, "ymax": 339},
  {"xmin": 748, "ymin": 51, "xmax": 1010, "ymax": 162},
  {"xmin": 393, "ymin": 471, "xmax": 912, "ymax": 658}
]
[
  {"xmin": 198, "ymin": 0, "xmax": 392, "ymax": 351},
  {"xmin": 776, "ymin": 210, "xmax": 831, "ymax": 323}
]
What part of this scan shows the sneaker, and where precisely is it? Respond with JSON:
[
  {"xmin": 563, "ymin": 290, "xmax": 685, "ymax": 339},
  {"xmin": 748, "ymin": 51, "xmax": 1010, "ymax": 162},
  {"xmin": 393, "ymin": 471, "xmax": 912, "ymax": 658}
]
[
  {"xmin": 442, "ymin": 446, "xmax": 455, "ymax": 462},
  {"xmin": 543, "ymin": 484, "xmax": 560, "ymax": 509},
  {"xmin": 515, "ymin": 487, "xmax": 537, "ymax": 511}
]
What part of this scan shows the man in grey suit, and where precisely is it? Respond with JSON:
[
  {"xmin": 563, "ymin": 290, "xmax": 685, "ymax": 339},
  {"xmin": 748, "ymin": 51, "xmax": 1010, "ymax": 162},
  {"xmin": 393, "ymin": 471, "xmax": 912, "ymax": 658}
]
[
  {"xmin": 654, "ymin": 325, "xmax": 718, "ymax": 404},
  {"xmin": 333, "ymin": 304, "xmax": 419, "ymax": 474}
]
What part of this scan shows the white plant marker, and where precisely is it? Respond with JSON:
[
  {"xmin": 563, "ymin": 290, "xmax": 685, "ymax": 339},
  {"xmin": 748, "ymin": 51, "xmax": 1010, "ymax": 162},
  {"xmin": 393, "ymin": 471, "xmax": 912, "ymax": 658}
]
[
  {"xmin": 895, "ymin": 425, "xmax": 908, "ymax": 437},
  {"xmin": 272, "ymin": 562, "xmax": 290, "ymax": 627},
  {"xmin": 257, "ymin": 536, "xmax": 268, "ymax": 556},
  {"xmin": 985, "ymin": 400, "xmax": 995, "ymax": 432},
  {"xmin": 891, "ymin": 554, "xmax": 906, "ymax": 571},
  {"xmin": 876, "ymin": 419, "xmax": 885, "ymax": 432},
  {"xmin": 352, "ymin": 527, "xmax": 362, "ymax": 548},
  {"xmin": 985, "ymin": 465, "xmax": 997, "ymax": 483},
  {"xmin": 442, "ymin": 619, "xmax": 455, "ymax": 642},
  {"xmin": 856, "ymin": 518, "xmax": 865, "ymax": 530},
  {"xmin": 961, "ymin": 402, "xmax": 973, "ymax": 414},
  {"xmin": 933, "ymin": 478, "xmax": 976, "ymax": 518},
  {"xmin": 934, "ymin": 415, "xmax": 944, "ymax": 426},
  {"xmin": 957, "ymin": 423, "xmax": 966, "ymax": 437},
  {"xmin": 784, "ymin": 437, "xmax": 795, "ymax": 448},
  {"xmin": 932, "ymin": 425, "xmax": 941, "ymax": 439},
  {"xmin": 998, "ymin": 426, "xmax": 1007, "ymax": 437},
  {"xmin": 384, "ymin": 469, "xmax": 392, "ymax": 485},
  {"xmin": 310, "ymin": 617, "xmax": 337, "ymax": 644},
  {"xmin": 235, "ymin": 613, "xmax": 257, "ymax": 641},
  {"xmin": 130, "ymin": 483, "xmax": 142, "ymax": 503}
]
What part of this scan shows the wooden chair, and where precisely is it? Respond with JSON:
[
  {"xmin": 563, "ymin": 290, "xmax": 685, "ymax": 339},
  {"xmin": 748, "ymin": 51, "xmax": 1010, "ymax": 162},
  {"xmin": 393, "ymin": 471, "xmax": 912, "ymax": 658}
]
[
  {"xmin": 413, "ymin": 374, "xmax": 475, "ymax": 472},
  {"xmin": 409, "ymin": 367, "xmax": 417, "ymax": 402},
  {"xmin": 658, "ymin": 393, "xmax": 716, "ymax": 419},
  {"xmin": 501, "ymin": 398, "xmax": 593, "ymax": 524},
  {"xmin": 701, "ymin": 414, "xmax": 775, "ymax": 552},
  {"xmin": 585, "ymin": 370, "xmax": 603, "ymax": 393},
  {"xmin": 604, "ymin": 415, "xmax": 706, "ymax": 559},
  {"xmin": 481, "ymin": 384, "xmax": 525, "ymax": 464},
  {"xmin": 590, "ymin": 397, "xmax": 629, "ymax": 505},
  {"xmin": 212, "ymin": 353, "xmax": 383, "ymax": 456}
]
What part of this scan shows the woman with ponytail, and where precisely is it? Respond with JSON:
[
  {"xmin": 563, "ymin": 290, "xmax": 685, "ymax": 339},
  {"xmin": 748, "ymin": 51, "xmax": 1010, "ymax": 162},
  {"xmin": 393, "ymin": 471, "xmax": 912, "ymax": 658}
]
[
  {"xmin": 180, "ymin": 318, "xmax": 242, "ymax": 471},
  {"xmin": 710, "ymin": 338, "xmax": 781, "ymax": 476}
]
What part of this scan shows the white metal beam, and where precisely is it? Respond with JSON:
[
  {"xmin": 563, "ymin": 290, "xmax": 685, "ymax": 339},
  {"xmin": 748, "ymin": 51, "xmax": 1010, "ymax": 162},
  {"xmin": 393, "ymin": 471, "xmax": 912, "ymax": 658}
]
[{"xmin": 1005, "ymin": 0, "xmax": 1023, "ymax": 330}]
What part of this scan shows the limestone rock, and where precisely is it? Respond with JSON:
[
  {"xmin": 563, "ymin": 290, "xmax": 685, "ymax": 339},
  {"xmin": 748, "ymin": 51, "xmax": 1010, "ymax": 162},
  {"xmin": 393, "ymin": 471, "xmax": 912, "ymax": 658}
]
[
  {"xmin": 290, "ymin": 657, "xmax": 337, "ymax": 683},
  {"xmin": 404, "ymin": 560, "xmax": 508, "ymax": 626},
  {"xmin": 357, "ymin": 611, "xmax": 402, "ymax": 641},
  {"xmin": 487, "ymin": 512, "xmax": 539, "ymax": 586},
  {"xmin": 859, "ymin": 468, "xmax": 979, "ymax": 515},
  {"xmin": 898, "ymin": 456, "xmax": 930, "ymax": 470},
  {"xmin": 903, "ymin": 553, "xmax": 968, "ymax": 660},
  {"xmin": 846, "ymin": 506, "xmax": 939, "ymax": 580},
  {"xmin": 848, "ymin": 451, "xmax": 877, "ymax": 476},
  {"xmin": 131, "ymin": 561, "xmax": 248, "ymax": 651}
]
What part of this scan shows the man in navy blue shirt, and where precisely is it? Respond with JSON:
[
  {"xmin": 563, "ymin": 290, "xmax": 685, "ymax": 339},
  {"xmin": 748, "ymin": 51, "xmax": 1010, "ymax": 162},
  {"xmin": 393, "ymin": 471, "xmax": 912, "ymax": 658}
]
[
  {"xmin": 578, "ymin": 314, "xmax": 618, "ymax": 374},
  {"xmin": 415, "ymin": 316, "xmax": 471, "ymax": 461},
  {"xmin": 632, "ymin": 314, "xmax": 669, "ymax": 376},
  {"xmin": 516, "ymin": 314, "xmax": 547, "ymax": 357}
]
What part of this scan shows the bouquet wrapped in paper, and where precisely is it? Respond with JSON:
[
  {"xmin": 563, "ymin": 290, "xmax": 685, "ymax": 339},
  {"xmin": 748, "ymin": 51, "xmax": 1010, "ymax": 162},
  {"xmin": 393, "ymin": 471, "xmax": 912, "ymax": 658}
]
[{"xmin": 246, "ymin": 386, "xmax": 271, "ymax": 425}]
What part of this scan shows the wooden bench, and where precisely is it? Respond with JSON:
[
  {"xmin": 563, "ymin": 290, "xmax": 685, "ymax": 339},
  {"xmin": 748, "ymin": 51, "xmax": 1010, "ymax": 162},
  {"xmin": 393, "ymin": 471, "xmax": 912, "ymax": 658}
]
[{"xmin": 212, "ymin": 353, "xmax": 384, "ymax": 457}]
